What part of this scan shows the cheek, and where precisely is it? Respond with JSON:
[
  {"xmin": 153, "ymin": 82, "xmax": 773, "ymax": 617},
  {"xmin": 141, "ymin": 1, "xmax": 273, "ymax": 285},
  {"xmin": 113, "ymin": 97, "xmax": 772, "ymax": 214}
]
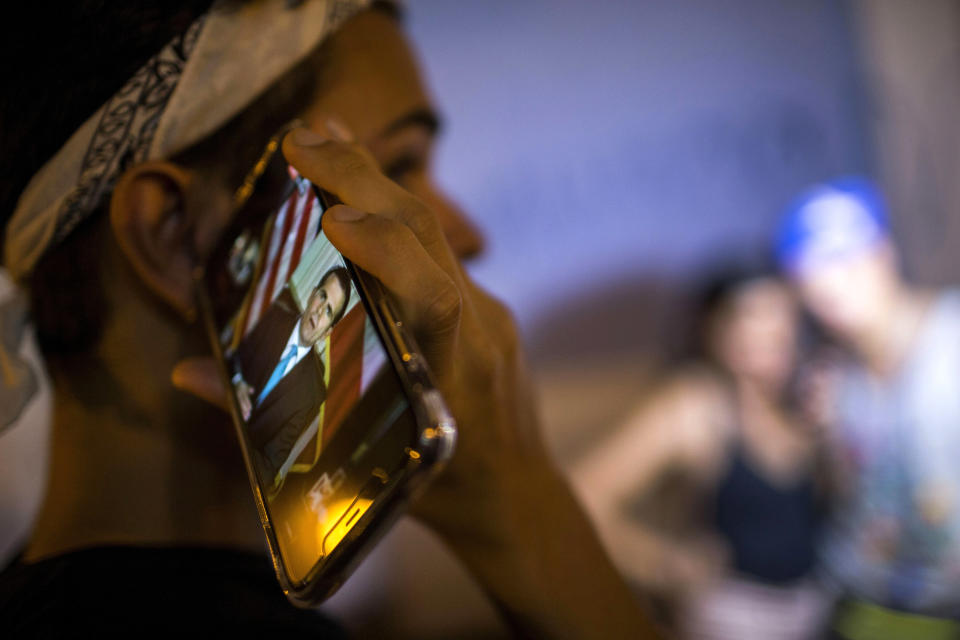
[
  {"xmin": 715, "ymin": 324, "xmax": 751, "ymax": 370},
  {"xmin": 729, "ymin": 317, "xmax": 796, "ymax": 376},
  {"xmin": 760, "ymin": 323, "xmax": 798, "ymax": 373}
]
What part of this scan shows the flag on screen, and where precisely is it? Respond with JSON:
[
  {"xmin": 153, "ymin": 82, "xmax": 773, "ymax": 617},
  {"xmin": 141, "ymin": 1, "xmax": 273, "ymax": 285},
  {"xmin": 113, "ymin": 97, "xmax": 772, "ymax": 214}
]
[{"xmin": 242, "ymin": 170, "xmax": 321, "ymax": 337}]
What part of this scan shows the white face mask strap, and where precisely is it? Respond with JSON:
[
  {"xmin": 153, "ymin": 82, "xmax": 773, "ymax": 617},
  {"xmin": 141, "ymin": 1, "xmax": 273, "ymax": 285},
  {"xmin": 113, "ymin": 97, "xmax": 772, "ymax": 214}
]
[{"xmin": 0, "ymin": 269, "xmax": 42, "ymax": 432}]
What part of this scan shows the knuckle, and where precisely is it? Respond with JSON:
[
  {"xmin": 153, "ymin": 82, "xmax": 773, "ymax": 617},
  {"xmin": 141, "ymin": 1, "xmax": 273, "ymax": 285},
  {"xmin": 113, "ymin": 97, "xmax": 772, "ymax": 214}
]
[
  {"xmin": 325, "ymin": 203, "xmax": 354, "ymax": 219},
  {"xmin": 328, "ymin": 145, "xmax": 372, "ymax": 179},
  {"xmin": 423, "ymin": 281, "xmax": 462, "ymax": 335},
  {"xmin": 378, "ymin": 220, "xmax": 425, "ymax": 264},
  {"xmin": 397, "ymin": 199, "xmax": 439, "ymax": 239}
]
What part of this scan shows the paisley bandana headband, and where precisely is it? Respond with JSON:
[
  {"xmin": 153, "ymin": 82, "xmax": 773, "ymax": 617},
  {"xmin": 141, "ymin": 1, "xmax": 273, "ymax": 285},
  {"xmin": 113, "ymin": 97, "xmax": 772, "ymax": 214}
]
[
  {"xmin": 3, "ymin": 0, "xmax": 371, "ymax": 283},
  {"xmin": 0, "ymin": 0, "xmax": 371, "ymax": 430}
]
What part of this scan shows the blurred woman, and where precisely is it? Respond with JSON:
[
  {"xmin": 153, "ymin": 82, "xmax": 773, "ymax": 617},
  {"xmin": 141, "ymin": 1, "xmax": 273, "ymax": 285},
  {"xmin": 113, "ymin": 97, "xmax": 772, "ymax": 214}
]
[{"xmin": 574, "ymin": 265, "xmax": 829, "ymax": 639}]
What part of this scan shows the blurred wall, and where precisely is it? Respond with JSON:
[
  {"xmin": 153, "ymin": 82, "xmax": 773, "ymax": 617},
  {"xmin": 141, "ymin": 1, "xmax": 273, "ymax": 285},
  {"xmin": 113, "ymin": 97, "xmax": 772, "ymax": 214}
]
[
  {"xmin": 851, "ymin": 0, "xmax": 960, "ymax": 286},
  {"xmin": 406, "ymin": 0, "xmax": 871, "ymax": 340},
  {"xmin": 404, "ymin": 0, "xmax": 872, "ymax": 463}
]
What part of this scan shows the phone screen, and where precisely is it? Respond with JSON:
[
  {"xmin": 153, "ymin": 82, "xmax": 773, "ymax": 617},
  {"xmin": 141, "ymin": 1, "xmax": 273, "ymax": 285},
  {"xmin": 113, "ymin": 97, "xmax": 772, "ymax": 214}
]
[{"xmin": 203, "ymin": 160, "xmax": 418, "ymax": 585}]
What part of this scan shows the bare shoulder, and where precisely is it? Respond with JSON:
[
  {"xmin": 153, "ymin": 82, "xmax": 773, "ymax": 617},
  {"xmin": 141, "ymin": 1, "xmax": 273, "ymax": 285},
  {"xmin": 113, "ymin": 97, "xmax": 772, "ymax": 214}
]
[
  {"xmin": 654, "ymin": 366, "xmax": 732, "ymax": 471},
  {"xmin": 650, "ymin": 366, "xmax": 727, "ymax": 423}
]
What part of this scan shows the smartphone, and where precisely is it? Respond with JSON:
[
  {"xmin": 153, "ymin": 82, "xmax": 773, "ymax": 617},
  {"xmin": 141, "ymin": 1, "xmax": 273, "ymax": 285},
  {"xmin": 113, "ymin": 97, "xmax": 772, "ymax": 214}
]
[{"xmin": 195, "ymin": 150, "xmax": 456, "ymax": 606}]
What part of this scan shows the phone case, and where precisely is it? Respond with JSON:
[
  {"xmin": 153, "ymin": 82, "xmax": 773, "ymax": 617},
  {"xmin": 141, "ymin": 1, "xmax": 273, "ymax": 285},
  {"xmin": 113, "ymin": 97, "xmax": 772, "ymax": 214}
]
[{"xmin": 195, "ymin": 221, "xmax": 456, "ymax": 607}]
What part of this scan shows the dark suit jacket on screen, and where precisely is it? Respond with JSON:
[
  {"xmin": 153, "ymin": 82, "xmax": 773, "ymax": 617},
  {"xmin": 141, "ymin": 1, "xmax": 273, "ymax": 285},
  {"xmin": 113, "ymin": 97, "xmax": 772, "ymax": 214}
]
[{"xmin": 235, "ymin": 288, "xmax": 326, "ymax": 486}]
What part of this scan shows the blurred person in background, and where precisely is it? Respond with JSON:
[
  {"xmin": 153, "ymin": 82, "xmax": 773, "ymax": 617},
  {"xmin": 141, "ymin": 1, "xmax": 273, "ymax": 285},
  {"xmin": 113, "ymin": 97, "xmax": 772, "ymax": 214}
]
[
  {"xmin": 778, "ymin": 177, "xmax": 960, "ymax": 640},
  {"xmin": 575, "ymin": 264, "xmax": 829, "ymax": 639}
]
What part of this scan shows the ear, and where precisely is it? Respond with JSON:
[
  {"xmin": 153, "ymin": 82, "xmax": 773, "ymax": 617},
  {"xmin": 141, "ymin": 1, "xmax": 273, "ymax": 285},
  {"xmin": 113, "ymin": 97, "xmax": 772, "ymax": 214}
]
[{"xmin": 109, "ymin": 161, "xmax": 207, "ymax": 320}]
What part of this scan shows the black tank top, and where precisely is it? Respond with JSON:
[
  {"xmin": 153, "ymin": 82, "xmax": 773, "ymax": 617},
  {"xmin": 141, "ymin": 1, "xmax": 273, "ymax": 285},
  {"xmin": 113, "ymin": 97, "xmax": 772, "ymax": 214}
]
[{"xmin": 711, "ymin": 442, "xmax": 819, "ymax": 584}]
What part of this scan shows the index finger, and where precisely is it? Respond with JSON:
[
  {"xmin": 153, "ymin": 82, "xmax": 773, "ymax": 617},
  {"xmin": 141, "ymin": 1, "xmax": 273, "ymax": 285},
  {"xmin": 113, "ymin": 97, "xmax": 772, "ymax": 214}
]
[{"xmin": 281, "ymin": 126, "xmax": 460, "ymax": 280}]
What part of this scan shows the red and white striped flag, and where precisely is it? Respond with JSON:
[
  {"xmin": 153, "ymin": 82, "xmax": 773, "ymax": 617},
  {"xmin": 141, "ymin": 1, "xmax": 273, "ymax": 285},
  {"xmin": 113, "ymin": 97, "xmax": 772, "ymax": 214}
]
[{"xmin": 242, "ymin": 168, "xmax": 322, "ymax": 337}]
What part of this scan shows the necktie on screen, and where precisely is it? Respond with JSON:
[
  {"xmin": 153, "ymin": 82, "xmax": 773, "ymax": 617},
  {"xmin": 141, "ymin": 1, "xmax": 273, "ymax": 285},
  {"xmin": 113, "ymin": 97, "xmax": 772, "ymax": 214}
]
[{"xmin": 258, "ymin": 344, "xmax": 297, "ymax": 406}]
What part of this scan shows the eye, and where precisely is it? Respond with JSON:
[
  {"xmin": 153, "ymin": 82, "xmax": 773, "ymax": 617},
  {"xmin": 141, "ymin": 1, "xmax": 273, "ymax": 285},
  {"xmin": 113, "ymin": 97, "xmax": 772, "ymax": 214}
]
[{"xmin": 383, "ymin": 154, "xmax": 424, "ymax": 186}]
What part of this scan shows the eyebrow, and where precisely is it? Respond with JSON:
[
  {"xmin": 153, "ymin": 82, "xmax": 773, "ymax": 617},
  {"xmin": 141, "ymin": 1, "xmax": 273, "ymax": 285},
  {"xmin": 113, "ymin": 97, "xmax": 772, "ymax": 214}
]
[{"xmin": 379, "ymin": 108, "xmax": 442, "ymax": 138}]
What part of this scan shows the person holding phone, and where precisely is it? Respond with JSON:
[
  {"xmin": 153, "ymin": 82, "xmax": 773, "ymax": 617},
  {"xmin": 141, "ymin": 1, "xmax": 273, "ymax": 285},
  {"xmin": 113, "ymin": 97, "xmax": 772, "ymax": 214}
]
[{"xmin": 0, "ymin": 1, "xmax": 659, "ymax": 637}]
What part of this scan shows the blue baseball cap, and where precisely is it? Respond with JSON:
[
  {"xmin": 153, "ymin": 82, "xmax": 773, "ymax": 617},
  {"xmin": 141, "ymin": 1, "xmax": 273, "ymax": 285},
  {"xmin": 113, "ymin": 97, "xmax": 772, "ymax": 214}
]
[{"xmin": 776, "ymin": 176, "xmax": 890, "ymax": 276}]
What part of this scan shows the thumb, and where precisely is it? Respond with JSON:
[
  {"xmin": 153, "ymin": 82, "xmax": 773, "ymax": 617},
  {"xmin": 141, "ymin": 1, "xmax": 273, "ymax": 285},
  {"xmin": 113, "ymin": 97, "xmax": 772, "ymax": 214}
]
[{"xmin": 172, "ymin": 356, "xmax": 230, "ymax": 412}]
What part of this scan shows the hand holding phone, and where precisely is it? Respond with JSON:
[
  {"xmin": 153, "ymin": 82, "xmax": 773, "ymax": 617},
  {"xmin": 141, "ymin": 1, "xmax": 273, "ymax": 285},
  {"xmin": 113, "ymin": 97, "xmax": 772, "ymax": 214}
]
[
  {"xmin": 179, "ymin": 119, "xmax": 658, "ymax": 637},
  {"xmin": 196, "ymin": 129, "xmax": 461, "ymax": 603},
  {"xmin": 280, "ymin": 127, "xmax": 659, "ymax": 638}
]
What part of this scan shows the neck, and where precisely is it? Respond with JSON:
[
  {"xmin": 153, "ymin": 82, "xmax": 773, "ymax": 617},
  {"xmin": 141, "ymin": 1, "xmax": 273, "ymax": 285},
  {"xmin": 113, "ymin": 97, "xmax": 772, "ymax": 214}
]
[
  {"xmin": 24, "ymin": 362, "xmax": 263, "ymax": 563},
  {"xmin": 852, "ymin": 284, "xmax": 929, "ymax": 376},
  {"xmin": 25, "ymin": 240, "xmax": 264, "ymax": 562},
  {"xmin": 296, "ymin": 320, "xmax": 310, "ymax": 349}
]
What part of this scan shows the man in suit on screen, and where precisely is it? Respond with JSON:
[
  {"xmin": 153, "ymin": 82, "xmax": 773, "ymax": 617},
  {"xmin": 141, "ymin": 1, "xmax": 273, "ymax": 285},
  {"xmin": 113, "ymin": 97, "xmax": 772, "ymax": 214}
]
[{"xmin": 231, "ymin": 266, "xmax": 351, "ymax": 489}]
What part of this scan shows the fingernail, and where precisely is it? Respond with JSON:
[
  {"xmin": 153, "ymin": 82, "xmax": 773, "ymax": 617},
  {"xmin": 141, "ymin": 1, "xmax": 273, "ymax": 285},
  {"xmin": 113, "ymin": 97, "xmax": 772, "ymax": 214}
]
[
  {"xmin": 290, "ymin": 127, "xmax": 328, "ymax": 147},
  {"xmin": 326, "ymin": 117, "xmax": 354, "ymax": 143},
  {"xmin": 329, "ymin": 206, "xmax": 366, "ymax": 222}
]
